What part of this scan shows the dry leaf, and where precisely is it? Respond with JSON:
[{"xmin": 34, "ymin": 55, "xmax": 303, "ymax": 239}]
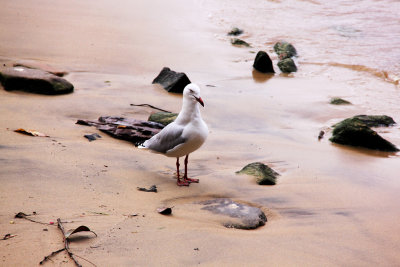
[
  {"xmin": 14, "ymin": 128, "xmax": 49, "ymax": 137},
  {"xmin": 64, "ymin": 225, "xmax": 97, "ymax": 239}
]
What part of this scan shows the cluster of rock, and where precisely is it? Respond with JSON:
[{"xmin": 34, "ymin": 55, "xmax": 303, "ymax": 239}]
[
  {"xmin": 227, "ymin": 27, "xmax": 297, "ymax": 74},
  {"xmin": 252, "ymin": 42, "xmax": 297, "ymax": 74},
  {"xmin": 273, "ymin": 41, "xmax": 298, "ymax": 73}
]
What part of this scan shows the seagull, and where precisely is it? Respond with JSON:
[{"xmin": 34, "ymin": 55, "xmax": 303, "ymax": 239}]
[{"xmin": 140, "ymin": 83, "xmax": 208, "ymax": 186}]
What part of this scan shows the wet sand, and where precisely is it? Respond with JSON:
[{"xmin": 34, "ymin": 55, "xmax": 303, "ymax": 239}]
[{"xmin": 1, "ymin": 0, "xmax": 400, "ymax": 266}]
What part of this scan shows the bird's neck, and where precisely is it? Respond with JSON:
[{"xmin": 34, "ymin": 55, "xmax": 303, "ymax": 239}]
[{"xmin": 176, "ymin": 100, "xmax": 201, "ymax": 124}]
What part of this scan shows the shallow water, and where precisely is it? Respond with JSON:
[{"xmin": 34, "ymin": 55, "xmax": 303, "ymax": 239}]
[{"xmin": 204, "ymin": 0, "xmax": 400, "ymax": 83}]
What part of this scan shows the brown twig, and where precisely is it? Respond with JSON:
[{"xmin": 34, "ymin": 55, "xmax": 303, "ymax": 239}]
[
  {"xmin": 1, "ymin": 234, "xmax": 17, "ymax": 240},
  {"xmin": 39, "ymin": 248, "xmax": 65, "ymax": 265},
  {"xmin": 130, "ymin": 103, "xmax": 172, "ymax": 113},
  {"xmin": 57, "ymin": 218, "xmax": 82, "ymax": 267},
  {"xmin": 15, "ymin": 212, "xmax": 53, "ymax": 225},
  {"xmin": 39, "ymin": 219, "xmax": 97, "ymax": 266}
]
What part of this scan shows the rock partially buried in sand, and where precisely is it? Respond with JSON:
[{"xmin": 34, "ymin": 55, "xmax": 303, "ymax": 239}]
[
  {"xmin": 230, "ymin": 38, "xmax": 250, "ymax": 47},
  {"xmin": 148, "ymin": 112, "xmax": 178, "ymax": 126},
  {"xmin": 330, "ymin": 97, "xmax": 351, "ymax": 105},
  {"xmin": 200, "ymin": 198, "xmax": 266, "ymax": 230},
  {"xmin": 152, "ymin": 67, "xmax": 191, "ymax": 93},
  {"xmin": 277, "ymin": 58, "xmax": 297, "ymax": 73},
  {"xmin": 236, "ymin": 162, "xmax": 279, "ymax": 185},
  {"xmin": 346, "ymin": 115, "xmax": 396, "ymax": 127},
  {"xmin": 273, "ymin": 41, "xmax": 297, "ymax": 59},
  {"xmin": 330, "ymin": 115, "xmax": 398, "ymax": 152},
  {"xmin": 227, "ymin": 27, "xmax": 243, "ymax": 36},
  {"xmin": 0, "ymin": 66, "xmax": 73, "ymax": 95},
  {"xmin": 253, "ymin": 51, "xmax": 275, "ymax": 73}
]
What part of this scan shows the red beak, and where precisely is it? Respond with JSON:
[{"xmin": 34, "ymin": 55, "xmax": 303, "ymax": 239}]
[{"xmin": 195, "ymin": 96, "xmax": 204, "ymax": 107}]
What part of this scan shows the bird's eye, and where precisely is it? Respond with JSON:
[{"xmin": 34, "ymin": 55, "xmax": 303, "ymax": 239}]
[{"xmin": 189, "ymin": 89, "xmax": 194, "ymax": 93}]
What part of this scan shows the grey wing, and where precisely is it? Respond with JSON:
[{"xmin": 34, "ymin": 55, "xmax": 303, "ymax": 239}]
[{"xmin": 145, "ymin": 124, "xmax": 187, "ymax": 154}]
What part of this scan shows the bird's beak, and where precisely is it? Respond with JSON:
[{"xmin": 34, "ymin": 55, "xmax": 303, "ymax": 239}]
[{"xmin": 195, "ymin": 96, "xmax": 204, "ymax": 107}]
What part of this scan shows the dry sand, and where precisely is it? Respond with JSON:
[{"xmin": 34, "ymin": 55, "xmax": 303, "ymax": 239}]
[{"xmin": 1, "ymin": 0, "xmax": 400, "ymax": 266}]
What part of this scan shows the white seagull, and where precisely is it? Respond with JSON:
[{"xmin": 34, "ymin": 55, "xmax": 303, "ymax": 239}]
[{"xmin": 141, "ymin": 83, "xmax": 208, "ymax": 186}]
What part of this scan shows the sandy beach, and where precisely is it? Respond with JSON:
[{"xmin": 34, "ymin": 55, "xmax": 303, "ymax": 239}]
[{"xmin": 1, "ymin": 0, "xmax": 400, "ymax": 266}]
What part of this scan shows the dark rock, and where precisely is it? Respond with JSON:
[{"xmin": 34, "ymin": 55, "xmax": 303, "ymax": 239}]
[
  {"xmin": 277, "ymin": 58, "xmax": 297, "ymax": 73},
  {"xmin": 273, "ymin": 41, "xmax": 297, "ymax": 59},
  {"xmin": 152, "ymin": 67, "xmax": 191, "ymax": 93},
  {"xmin": 76, "ymin": 116, "xmax": 164, "ymax": 144},
  {"xmin": 330, "ymin": 115, "xmax": 398, "ymax": 152},
  {"xmin": 0, "ymin": 66, "xmax": 73, "ymax": 95},
  {"xmin": 227, "ymin": 27, "xmax": 243, "ymax": 36},
  {"xmin": 137, "ymin": 185, "xmax": 157, "ymax": 193},
  {"xmin": 330, "ymin": 97, "xmax": 351, "ymax": 105},
  {"xmin": 230, "ymin": 38, "xmax": 250, "ymax": 47},
  {"xmin": 318, "ymin": 130, "xmax": 325, "ymax": 140},
  {"xmin": 253, "ymin": 51, "xmax": 275, "ymax": 73},
  {"xmin": 148, "ymin": 112, "xmax": 178, "ymax": 126},
  {"xmin": 348, "ymin": 115, "xmax": 396, "ymax": 127},
  {"xmin": 200, "ymin": 198, "xmax": 266, "ymax": 230},
  {"xmin": 157, "ymin": 207, "xmax": 172, "ymax": 215},
  {"xmin": 84, "ymin": 133, "xmax": 102, "ymax": 142},
  {"xmin": 236, "ymin": 162, "xmax": 279, "ymax": 185}
]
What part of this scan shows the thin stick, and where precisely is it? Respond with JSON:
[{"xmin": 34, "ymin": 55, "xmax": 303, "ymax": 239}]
[
  {"xmin": 130, "ymin": 103, "xmax": 172, "ymax": 113},
  {"xmin": 57, "ymin": 218, "xmax": 82, "ymax": 267},
  {"xmin": 39, "ymin": 248, "xmax": 65, "ymax": 265},
  {"xmin": 15, "ymin": 212, "xmax": 53, "ymax": 226}
]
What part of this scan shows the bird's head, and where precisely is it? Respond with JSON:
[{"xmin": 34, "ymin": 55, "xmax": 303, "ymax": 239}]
[{"xmin": 183, "ymin": 83, "xmax": 204, "ymax": 107}]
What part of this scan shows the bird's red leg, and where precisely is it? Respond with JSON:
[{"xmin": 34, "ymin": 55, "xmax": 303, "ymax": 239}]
[
  {"xmin": 183, "ymin": 154, "xmax": 199, "ymax": 183},
  {"xmin": 176, "ymin": 157, "xmax": 189, "ymax": 186}
]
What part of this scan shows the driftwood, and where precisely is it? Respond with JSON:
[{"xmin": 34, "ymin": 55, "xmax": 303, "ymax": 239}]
[{"xmin": 76, "ymin": 116, "xmax": 164, "ymax": 145}]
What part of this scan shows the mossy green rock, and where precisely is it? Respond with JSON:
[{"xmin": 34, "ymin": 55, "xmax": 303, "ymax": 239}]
[
  {"xmin": 330, "ymin": 97, "xmax": 351, "ymax": 105},
  {"xmin": 231, "ymin": 38, "xmax": 250, "ymax": 47},
  {"xmin": 236, "ymin": 162, "xmax": 279, "ymax": 185},
  {"xmin": 228, "ymin": 27, "xmax": 243, "ymax": 36},
  {"xmin": 330, "ymin": 115, "xmax": 398, "ymax": 152},
  {"xmin": 349, "ymin": 115, "xmax": 395, "ymax": 127},
  {"xmin": 277, "ymin": 58, "xmax": 297, "ymax": 73},
  {"xmin": 148, "ymin": 112, "xmax": 178, "ymax": 126},
  {"xmin": 273, "ymin": 41, "xmax": 297, "ymax": 59}
]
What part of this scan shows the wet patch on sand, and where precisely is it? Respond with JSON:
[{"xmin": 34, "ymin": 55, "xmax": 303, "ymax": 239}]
[{"xmin": 162, "ymin": 195, "xmax": 271, "ymax": 230}]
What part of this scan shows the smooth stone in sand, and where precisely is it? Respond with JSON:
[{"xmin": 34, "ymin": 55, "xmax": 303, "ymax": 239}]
[
  {"xmin": 0, "ymin": 66, "xmax": 73, "ymax": 95},
  {"xmin": 200, "ymin": 198, "xmax": 266, "ymax": 230}
]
